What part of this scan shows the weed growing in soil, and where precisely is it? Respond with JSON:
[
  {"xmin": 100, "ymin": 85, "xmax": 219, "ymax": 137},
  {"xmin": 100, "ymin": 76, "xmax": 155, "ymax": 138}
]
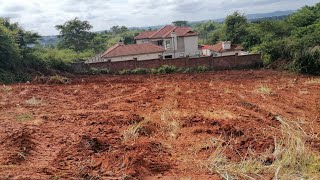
[
  {"xmin": 122, "ymin": 118, "xmax": 154, "ymax": 142},
  {"xmin": 224, "ymin": 88, "xmax": 232, "ymax": 94},
  {"xmin": 305, "ymin": 78, "xmax": 320, "ymax": 84},
  {"xmin": 160, "ymin": 109, "xmax": 181, "ymax": 139},
  {"xmin": 25, "ymin": 97, "xmax": 43, "ymax": 106},
  {"xmin": 1, "ymin": 85, "xmax": 12, "ymax": 93},
  {"xmin": 207, "ymin": 117, "xmax": 320, "ymax": 179},
  {"xmin": 257, "ymin": 84, "xmax": 273, "ymax": 94},
  {"xmin": 16, "ymin": 113, "xmax": 34, "ymax": 122},
  {"xmin": 48, "ymin": 75, "xmax": 70, "ymax": 84}
]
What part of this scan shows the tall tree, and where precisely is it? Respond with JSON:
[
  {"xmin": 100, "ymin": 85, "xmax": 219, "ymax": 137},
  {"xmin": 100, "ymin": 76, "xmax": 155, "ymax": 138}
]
[
  {"xmin": 56, "ymin": 18, "xmax": 94, "ymax": 52},
  {"xmin": 111, "ymin": 25, "xmax": 129, "ymax": 34},
  {"xmin": 172, "ymin": 21, "xmax": 189, "ymax": 27},
  {"xmin": 195, "ymin": 21, "xmax": 218, "ymax": 43},
  {"xmin": 0, "ymin": 21, "xmax": 21, "ymax": 68},
  {"xmin": 224, "ymin": 12, "xmax": 248, "ymax": 44}
]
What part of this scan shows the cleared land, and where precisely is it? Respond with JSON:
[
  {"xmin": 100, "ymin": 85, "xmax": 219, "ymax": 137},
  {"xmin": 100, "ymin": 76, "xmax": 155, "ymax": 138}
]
[{"xmin": 0, "ymin": 70, "xmax": 320, "ymax": 179}]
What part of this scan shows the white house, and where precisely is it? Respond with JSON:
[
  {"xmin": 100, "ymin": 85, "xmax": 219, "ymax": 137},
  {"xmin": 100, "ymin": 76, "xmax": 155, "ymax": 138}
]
[
  {"xmin": 135, "ymin": 25, "xmax": 200, "ymax": 59},
  {"xmin": 201, "ymin": 41, "xmax": 249, "ymax": 57},
  {"xmin": 85, "ymin": 25, "xmax": 200, "ymax": 64}
]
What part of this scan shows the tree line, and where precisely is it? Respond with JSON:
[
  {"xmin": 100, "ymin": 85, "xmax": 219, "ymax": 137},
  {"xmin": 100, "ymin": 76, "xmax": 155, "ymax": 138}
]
[{"xmin": 0, "ymin": 3, "xmax": 319, "ymax": 83}]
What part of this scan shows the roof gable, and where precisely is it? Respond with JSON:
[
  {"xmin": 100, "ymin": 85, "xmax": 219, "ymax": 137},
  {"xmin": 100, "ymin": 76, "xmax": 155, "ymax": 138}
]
[
  {"xmin": 202, "ymin": 42, "xmax": 244, "ymax": 53},
  {"xmin": 101, "ymin": 43, "xmax": 165, "ymax": 58},
  {"xmin": 135, "ymin": 25, "xmax": 198, "ymax": 40}
]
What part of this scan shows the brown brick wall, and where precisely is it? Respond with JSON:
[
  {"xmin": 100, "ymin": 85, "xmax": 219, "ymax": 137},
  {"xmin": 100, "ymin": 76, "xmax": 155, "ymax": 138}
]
[{"xmin": 74, "ymin": 54, "xmax": 262, "ymax": 72}]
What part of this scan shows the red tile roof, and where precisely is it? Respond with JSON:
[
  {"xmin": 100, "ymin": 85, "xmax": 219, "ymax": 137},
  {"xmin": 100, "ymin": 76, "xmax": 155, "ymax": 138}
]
[
  {"xmin": 135, "ymin": 25, "xmax": 198, "ymax": 40},
  {"xmin": 101, "ymin": 43, "xmax": 165, "ymax": 58},
  {"xmin": 202, "ymin": 42, "xmax": 244, "ymax": 53}
]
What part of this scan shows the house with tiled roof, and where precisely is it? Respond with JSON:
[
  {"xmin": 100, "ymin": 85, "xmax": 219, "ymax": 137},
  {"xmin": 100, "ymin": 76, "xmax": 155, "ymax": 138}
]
[
  {"xmin": 135, "ymin": 25, "xmax": 200, "ymax": 59},
  {"xmin": 201, "ymin": 41, "xmax": 249, "ymax": 57},
  {"xmin": 89, "ymin": 41, "xmax": 165, "ymax": 62},
  {"xmin": 85, "ymin": 25, "xmax": 200, "ymax": 63}
]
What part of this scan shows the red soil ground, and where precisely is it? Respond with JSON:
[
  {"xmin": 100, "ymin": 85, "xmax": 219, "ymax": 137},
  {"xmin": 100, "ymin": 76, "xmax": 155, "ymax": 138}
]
[{"xmin": 0, "ymin": 70, "xmax": 319, "ymax": 179}]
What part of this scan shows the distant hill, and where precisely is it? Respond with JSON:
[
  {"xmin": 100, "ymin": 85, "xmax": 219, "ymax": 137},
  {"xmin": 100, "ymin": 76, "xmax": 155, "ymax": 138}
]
[
  {"xmin": 38, "ymin": 10, "xmax": 296, "ymax": 46},
  {"xmin": 39, "ymin": 35, "xmax": 60, "ymax": 47}
]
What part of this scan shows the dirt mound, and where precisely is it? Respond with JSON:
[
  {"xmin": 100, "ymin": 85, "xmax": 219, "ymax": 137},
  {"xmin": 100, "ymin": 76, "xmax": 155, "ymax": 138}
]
[
  {"xmin": 119, "ymin": 141, "xmax": 173, "ymax": 177},
  {"xmin": 0, "ymin": 127, "xmax": 36, "ymax": 165}
]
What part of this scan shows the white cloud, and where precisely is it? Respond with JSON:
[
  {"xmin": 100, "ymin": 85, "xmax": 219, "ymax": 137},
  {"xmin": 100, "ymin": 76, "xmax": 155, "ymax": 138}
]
[{"xmin": 0, "ymin": 0, "xmax": 317, "ymax": 35}]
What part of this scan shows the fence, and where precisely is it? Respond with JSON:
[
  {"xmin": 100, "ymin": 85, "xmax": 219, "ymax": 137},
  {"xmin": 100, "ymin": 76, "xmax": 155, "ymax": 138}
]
[{"xmin": 71, "ymin": 54, "xmax": 262, "ymax": 73}]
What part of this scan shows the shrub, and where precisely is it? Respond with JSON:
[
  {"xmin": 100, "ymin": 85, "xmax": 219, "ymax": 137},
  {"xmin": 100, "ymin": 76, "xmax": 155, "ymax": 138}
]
[
  {"xmin": 197, "ymin": 65, "xmax": 210, "ymax": 72},
  {"xmin": 118, "ymin": 69, "xmax": 132, "ymax": 75},
  {"xmin": 290, "ymin": 47, "xmax": 320, "ymax": 75},
  {"xmin": 130, "ymin": 68, "xmax": 149, "ymax": 74},
  {"xmin": 157, "ymin": 65, "xmax": 178, "ymax": 74},
  {"xmin": 88, "ymin": 68, "xmax": 111, "ymax": 74}
]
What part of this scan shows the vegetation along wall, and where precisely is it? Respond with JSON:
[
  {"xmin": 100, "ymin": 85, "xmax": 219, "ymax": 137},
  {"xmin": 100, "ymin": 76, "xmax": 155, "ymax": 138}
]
[{"xmin": 73, "ymin": 54, "xmax": 262, "ymax": 73}]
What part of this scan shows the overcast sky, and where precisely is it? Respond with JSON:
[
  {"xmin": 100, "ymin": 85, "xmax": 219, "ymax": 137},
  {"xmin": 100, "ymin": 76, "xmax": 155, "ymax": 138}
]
[{"xmin": 0, "ymin": 0, "xmax": 318, "ymax": 36}]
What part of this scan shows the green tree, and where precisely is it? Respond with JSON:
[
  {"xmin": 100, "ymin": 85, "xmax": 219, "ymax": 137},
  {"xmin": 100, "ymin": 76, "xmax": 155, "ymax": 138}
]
[
  {"xmin": 0, "ymin": 21, "xmax": 21, "ymax": 69},
  {"xmin": 111, "ymin": 25, "xmax": 129, "ymax": 34},
  {"xmin": 55, "ymin": 18, "xmax": 94, "ymax": 52},
  {"xmin": 172, "ymin": 21, "xmax": 189, "ymax": 27},
  {"xmin": 195, "ymin": 21, "xmax": 218, "ymax": 43},
  {"xmin": 224, "ymin": 12, "xmax": 248, "ymax": 44}
]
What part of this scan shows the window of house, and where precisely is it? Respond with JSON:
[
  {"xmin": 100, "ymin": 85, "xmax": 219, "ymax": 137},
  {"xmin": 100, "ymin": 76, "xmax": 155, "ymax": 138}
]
[
  {"xmin": 165, "ymin": 40, "xmax": 171, "ymax": 49},
  {"xmin": 157, "ymin": 40, "xmax": 163, "ymax": 46},
  {"xmin": 164, "ymin": 55, "xmax": 173, "ymax": 59}
]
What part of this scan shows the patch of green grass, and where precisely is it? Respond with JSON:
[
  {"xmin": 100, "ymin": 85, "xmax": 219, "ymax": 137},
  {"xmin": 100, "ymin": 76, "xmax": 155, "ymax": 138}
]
[{"xmin": 16, "ymin": 113, "xmax": 34, "ymax": 122}]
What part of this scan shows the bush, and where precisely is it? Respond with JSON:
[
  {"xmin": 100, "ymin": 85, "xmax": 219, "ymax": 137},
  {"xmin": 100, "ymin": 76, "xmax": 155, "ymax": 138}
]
[
  {"xmin": 196, "ymin": 65, "xmax": 210, "ymax": 72},
  {"xmin": 157, "ymin": 65, "xmax": 179, "ymax": 74},
  {"xmin": 88, "ymin": 68, "xmax": 111, "ymax": 74},
  {"xmin": 118, "ymin": 69, "xmax": 132, "ymax": 75},
  {"xmin": 291, "ymin": 47, "xmax": 320, "ymax": 74},
  {"xmin": 130, "ymin": 68, "xmax": 149, "ymax": 74}
]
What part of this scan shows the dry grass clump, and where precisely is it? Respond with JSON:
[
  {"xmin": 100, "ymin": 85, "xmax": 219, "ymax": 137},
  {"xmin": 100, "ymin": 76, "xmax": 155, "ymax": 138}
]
[
  {"xmin": 305, "ymin": 78, "xmax": 320, "ymax": 84},
  {"xmin": 201, "ymin": 110, "xmax": 236, "ymax": 120},
  {"xmin": 206, "ymin": 117, "xmax": 320, "ymax": 179},
  {"xmin": 256, "ymin": 84, "xmax": 273, "ymax": 94},
  {"xmin": 25, "ymin": 97, "xmax": 43, "ymax": 106},
  {"xmin": 122, "ymin": 118, "xmax": 156, "ymax": 142},
  {"xmin": 160, "ymin": 108, "xmax": 181, "ymax": 139},
  {"xmin": 16, "ymin": 113, "xmax": 34, "ymax": 122},
  {"xmin": 33, "ymin": 75, "xmax": 70, "ymax": 84},
  {"xmin": 1, "ymin": 85, "xmax": 12, "ymax": 93}
]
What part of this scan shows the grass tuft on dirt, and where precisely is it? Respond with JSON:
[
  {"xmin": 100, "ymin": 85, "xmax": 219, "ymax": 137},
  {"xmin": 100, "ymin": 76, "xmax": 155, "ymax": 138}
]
[{"xmin": 207, "ymin": 116, "xmax": 320, "ymax": 179}]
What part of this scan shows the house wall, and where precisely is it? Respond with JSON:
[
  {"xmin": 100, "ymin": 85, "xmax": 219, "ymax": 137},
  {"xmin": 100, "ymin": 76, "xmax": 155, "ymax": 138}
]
[
  {"xmin": 177, "ymin": 37, "xmax": 185, "ymax": 52},
  {"xmin": 136, "ymin": 36, "xmax": 199, "ymax": 58},
  {"xmin": 136, "ymin": 39, "xmax": 151, "ymax": 44},
  {"xmin": 101, "ymin": 53, "xmax": 163, "ymax": 62},
  {"xmin": 184, "ymin": 36, "xmax": 199, "ymax": 57},
  {"xmin": 76, "ymin": 54, "xmax": 262, "ymax": 72}
]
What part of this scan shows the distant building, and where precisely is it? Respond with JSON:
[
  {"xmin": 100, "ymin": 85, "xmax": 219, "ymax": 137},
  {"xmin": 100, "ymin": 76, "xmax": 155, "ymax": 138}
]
[
  {"xmin": 91, "ymin": 41, "xmax": 165, "ymax": 63},
  {"xmin": 201, "ymin": 41, "xmax": 249, "ymax": 57},
  {"xmin": 135, "ymin": 25, "xmax": 200, "ymax": 59},
  {"xmin": 85, "ymin": 25, "xmax": 201, "ymax": 64}
]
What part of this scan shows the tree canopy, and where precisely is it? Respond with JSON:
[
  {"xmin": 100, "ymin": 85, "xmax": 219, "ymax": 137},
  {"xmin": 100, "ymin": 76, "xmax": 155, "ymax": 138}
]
[
  {"xmin": 56, "ymin": 18, "xmax": 94, "ymax": 52},
  {"xmin": 172, "ymin": 21, "xmax": 189, "ymax": 27}
]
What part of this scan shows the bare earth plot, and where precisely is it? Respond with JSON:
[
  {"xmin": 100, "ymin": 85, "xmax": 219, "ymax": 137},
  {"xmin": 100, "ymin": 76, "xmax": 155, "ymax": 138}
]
[{"xmin": 0, "ymin": 70, "xmax": 320, "ymax": 179}]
